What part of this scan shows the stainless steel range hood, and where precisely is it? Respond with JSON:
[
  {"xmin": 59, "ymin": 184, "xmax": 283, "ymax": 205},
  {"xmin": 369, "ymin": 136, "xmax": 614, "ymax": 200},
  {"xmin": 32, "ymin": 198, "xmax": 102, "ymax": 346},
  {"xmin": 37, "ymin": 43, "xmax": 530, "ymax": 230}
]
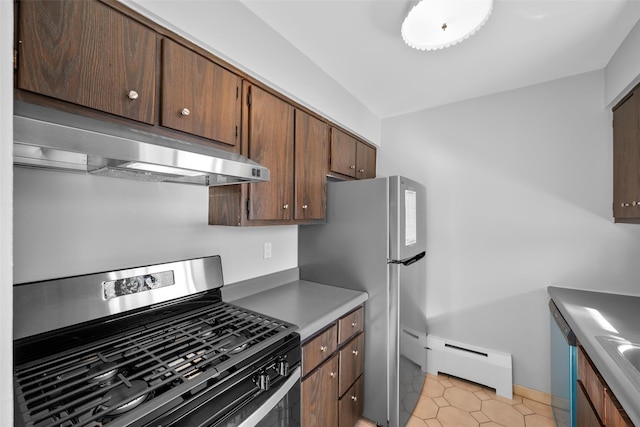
[{"xmin": 13, "ymin": 102, "xmax": 269, "ymax": 186}]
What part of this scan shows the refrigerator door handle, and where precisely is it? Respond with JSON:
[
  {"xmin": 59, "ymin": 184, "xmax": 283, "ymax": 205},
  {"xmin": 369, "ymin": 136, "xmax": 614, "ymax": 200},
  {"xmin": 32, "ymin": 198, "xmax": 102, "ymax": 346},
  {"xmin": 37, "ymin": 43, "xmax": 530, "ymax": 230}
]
[{"xmin": 387, "ymin": 251, "xmax": 426, "ymax": 266}]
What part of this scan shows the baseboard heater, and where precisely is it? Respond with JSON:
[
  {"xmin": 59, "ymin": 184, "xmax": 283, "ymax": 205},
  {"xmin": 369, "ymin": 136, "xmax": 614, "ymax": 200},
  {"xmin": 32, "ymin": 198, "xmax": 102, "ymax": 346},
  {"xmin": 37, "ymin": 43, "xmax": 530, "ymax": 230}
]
[{"xmin": 426, "ymin": 335, "xmax": 513, "ymax": 398}]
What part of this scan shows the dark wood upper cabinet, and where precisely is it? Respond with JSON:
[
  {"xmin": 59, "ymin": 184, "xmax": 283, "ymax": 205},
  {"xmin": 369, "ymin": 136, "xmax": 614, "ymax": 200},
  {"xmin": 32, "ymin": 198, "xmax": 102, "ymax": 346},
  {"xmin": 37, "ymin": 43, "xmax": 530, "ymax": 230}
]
[
  {"xmin": 330, "ymin": 128, "xmax": 358, "ymax": 178},
  {"xmin": 161, "ymin": 39, "xmax": 241, "ymax": 146},
  {"xmin": 613, "ymin": 87, "xmax": 640, "ymax": 222},
  {"xmin": 245, "ymin": 83, "xmax": 295, "ymax": 221},
  {"xmin": 295, "ymin": 110, "xmax": 329, "ymax": 221},
  {"xmin": 330, "ymin": 127, "xmax": 376, "ymax": 180},
  {"xmin": 356, "ymin": 141, "xmax": 376, "ymax": 180},
  {"xmin": 17, "ymin": 0, "xmax": 157, "ymax": 124}
]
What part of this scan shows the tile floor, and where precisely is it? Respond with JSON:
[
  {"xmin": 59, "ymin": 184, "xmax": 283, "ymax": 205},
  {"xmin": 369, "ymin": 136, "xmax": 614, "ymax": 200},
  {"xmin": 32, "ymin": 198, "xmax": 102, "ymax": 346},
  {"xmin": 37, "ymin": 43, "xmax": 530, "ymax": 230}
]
[{"xmin": 356, "ymin": 357, "xmax": 556, "ymax": 427}]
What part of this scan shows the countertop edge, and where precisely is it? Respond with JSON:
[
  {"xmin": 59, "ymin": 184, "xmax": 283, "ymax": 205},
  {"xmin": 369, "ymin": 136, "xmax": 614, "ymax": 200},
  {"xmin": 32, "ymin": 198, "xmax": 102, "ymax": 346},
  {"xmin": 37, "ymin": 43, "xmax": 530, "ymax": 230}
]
[
  {"xmin": 296, "ymin": 289, "xmax": 369, "ymax": 342},
  {"xmin": 228, "ymin": 278, "xmax": 369, "ymax": 342},
  {"xmin": 548, "ymin": 286, "xmax": 640, "ymax": 426}
]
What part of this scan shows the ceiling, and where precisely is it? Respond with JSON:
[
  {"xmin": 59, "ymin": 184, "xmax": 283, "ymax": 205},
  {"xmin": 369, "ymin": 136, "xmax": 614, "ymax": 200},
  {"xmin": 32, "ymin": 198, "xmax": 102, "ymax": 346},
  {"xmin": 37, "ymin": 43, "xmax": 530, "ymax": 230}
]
[{"xmin": 239, "ymin": 0, "xmax": 640, "ymax": 119}]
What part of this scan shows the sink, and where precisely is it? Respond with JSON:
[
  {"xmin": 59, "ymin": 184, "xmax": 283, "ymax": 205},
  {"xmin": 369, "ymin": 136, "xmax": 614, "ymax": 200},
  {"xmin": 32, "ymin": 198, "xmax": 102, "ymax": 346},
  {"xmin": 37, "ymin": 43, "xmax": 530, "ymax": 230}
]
[
  {"xmin": 597, "ymin": 336, "xmax": 640, "ymax": 390},
  {"xmin": 618, "ymin": 344, "xmax": 640, "ymax": 371}
]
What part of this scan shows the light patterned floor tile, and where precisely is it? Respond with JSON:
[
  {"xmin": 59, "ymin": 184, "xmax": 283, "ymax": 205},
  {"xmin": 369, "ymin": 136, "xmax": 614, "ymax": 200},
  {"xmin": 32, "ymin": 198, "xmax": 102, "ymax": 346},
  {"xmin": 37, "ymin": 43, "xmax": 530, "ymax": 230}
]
[
  {"xmin": 470, "ymin": 410, "xmax": 490, "ymax": 423},
  {"xmin": 436, "ymin": 406, "xmax": 480, "ymax": 427},
  {"xmin": 522, "ymin": 398, "xmax": 554, "ymax": 419},
  {"xmin": 443, "ymin": 387, "xmax": 482, "ymax": 412},
  {"xmin": 481, "ymin": 399, "xmax": 526, "ymax": 427},
  {"xmin": 514, "ymin": 403, "xmax": 536, "ymax": 416},
  {"xmin": 413, "ymin": 395, "xmax": 439, "ymax": 419},
  {"xmin": 524, "ymin": 413, "xmax": 557, "ymax": 427},
  {"xmin": 359, "ymin": 359, "xmax": 555, "ymax": 427}
]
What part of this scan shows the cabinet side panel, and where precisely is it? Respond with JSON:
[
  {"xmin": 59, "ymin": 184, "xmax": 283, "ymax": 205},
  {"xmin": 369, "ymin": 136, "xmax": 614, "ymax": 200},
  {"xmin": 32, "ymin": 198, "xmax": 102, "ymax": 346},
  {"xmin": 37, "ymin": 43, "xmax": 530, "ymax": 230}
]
[{"xmin": 299, "ymin": 177, "xmax": 389, "ymax": 426}]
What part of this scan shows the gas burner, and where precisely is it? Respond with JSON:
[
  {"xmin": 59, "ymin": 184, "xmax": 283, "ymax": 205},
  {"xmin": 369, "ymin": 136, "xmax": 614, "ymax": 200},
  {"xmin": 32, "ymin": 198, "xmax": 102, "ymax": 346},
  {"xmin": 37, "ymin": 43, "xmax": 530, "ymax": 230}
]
[
  {"xmin": 98, "ymin": 380, "xmax": 150, "ymax": 416},
  {"xmin": 218, "ymin": 333, "xmax": 250, "ymax": 354},
  {"xmin": 87, "ymin": 362, "xmax": 119, "ymax": 386}
]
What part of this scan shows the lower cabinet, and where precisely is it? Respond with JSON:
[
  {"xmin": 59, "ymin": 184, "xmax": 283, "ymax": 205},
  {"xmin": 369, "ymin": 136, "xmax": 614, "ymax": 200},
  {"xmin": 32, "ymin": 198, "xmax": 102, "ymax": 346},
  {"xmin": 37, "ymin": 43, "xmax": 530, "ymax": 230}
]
[
  {"xmin": 301, "ymin": 354, "xmax": 339, "ymax": 427},
  {"xmin": 301, "ymin": 307, "xmax": 365, "ymax": 427},
  {"xmin": 577, "ymin": 344, "xmax": 634, "ymax": 427}
]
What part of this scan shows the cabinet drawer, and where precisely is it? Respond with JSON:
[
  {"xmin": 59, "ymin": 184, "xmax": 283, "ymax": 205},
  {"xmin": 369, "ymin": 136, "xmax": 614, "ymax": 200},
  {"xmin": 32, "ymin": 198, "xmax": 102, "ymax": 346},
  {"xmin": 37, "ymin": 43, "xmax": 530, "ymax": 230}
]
[
  {"xmin": 578, "ymin": 346, "xmax": 606, "ymax": 421},
  {"xmin": 339, "ymin": 375, "xmax": 364, "ymax": 427},
  {"xmin": 339, "ymin": 332, "xmax": 364, "ymax": 397},
  {"xmin": 303, "ymin": 324, "xmax": 337, "ymax": 376},
  {"xmin": 338, "ymin": 306, "xmax": 364, "ymax": 345}
]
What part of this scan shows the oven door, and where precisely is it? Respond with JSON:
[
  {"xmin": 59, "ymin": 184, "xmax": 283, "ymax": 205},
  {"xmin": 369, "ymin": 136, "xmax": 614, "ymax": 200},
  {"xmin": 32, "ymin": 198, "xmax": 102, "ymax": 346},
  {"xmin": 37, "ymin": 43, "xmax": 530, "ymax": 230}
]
[{"xmin": 222, "ymin": 366, "xmax": 301, "ymax": 427}]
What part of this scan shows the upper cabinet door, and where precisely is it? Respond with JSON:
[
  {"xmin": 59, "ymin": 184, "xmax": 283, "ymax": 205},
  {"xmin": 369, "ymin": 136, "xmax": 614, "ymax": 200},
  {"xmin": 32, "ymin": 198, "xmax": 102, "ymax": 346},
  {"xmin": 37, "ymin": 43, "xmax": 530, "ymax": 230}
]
[
  {"xmin": 330, "ymin": 128, "xmax": 357, "ymax": 178},
  {"xmin": 295, "ymin": 110, "xmax": 329, "ymax": 220},
  {"xmin": 613, "ymin": 90, "xmax": 640, "ymax": 221},
  {"xmin": 246, "ymin": 84, "xmax": 295, "ymax": 221},
  {"xmin": 161, "ymin": 39, "xmax": 241, "ymax": 146},
  {"xmin": 17, "ymin": 0, "xmax": 156, "ymax": 124},
  {"xmin": 356, "ymin": 142, "xmax": 376, "ymax": 180}
]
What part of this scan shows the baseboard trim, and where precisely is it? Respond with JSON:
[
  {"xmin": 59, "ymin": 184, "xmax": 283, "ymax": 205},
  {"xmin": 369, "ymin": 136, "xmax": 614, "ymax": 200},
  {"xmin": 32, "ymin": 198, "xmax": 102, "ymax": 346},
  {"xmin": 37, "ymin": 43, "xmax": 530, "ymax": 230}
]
[{"xmin": 513, "ymin": 384, "xmax": 551, "ymax": 406}]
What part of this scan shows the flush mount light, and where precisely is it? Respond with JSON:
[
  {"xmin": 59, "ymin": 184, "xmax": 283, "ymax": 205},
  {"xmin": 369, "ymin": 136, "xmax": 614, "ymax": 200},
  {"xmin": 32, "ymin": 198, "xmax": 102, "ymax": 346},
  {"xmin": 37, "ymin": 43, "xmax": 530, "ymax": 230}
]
[{"xmin": 401, "ymin": 0, "xmax": 493, "ymax": 51}]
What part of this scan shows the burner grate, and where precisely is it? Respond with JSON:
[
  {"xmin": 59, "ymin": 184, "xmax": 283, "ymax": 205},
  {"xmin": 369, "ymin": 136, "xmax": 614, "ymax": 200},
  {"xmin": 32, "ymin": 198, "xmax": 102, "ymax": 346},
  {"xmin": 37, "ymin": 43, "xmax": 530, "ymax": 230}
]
[{"xmin": 14, "ymin": 302, "xmax": 296, "ymax": 427}]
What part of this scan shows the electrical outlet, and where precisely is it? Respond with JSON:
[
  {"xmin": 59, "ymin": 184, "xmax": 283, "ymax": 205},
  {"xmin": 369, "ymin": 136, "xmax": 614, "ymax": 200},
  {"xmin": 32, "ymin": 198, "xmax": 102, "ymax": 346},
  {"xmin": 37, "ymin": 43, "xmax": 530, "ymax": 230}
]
[{"xmin": 263, "ymin": 242, "xmax": 272, "ymax": 259}]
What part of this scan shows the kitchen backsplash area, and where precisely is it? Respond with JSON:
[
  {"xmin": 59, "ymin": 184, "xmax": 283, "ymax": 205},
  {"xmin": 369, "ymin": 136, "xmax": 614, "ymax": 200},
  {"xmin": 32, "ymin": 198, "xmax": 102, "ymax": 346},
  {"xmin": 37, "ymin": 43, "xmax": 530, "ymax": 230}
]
[{"xmin": 12, "ymin": 166, "xmax": 298, "ymax": 285}]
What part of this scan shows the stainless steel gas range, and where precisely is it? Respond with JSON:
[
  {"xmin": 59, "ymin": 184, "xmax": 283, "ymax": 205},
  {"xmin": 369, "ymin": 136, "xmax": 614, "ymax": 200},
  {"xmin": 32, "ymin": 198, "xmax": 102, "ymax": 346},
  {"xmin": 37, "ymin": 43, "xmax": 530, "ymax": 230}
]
[{"xmin": 13, "ymin": 256, "xmax": 301, "ymax": 427}]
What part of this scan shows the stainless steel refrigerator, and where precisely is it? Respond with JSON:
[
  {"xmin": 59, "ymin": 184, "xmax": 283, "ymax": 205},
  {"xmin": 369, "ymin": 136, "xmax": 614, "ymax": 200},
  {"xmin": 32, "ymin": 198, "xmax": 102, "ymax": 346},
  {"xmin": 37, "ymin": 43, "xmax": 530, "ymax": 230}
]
[{"xmin": 298, "ymin": 175, "xmax": 427, "ymax": 427}]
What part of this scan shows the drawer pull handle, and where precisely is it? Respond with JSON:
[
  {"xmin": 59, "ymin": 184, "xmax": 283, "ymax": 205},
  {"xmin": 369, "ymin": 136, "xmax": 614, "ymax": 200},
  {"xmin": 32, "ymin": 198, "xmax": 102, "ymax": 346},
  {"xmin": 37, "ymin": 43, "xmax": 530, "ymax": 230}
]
[
  {"xmin": 330, "ymin": 372, "xmax": 336, "ymax": 378},
  {"xmin": 351, "ymin": 321, "xmax": 357, "ymax": 327},
  {"xmin": 351, "ymin": 395, "xmax": 357, "ymax": 402},
  {"xmin": 320, "ymin": 345, "xmax": 328, "ymax": 352},
  {"xmin": 127, "ymin": 90, "xmax": 139, "ymax": 100},
  {"xmin": 352, "ymin": 350, "xmax": 359, "ymax": 356}
]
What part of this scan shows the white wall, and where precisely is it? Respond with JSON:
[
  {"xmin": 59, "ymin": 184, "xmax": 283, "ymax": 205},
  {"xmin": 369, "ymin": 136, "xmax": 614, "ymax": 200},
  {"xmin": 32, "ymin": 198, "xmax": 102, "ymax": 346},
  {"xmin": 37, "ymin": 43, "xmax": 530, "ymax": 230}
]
[
  {"xmin": 378, "ymin": 70, "xmax": 640, "ymax": 393},
  {"xmin": 123, "ymin": 0, "xmax": 382, "ymax": 146},
  {"xmin": 1, "ymin": 0, "xmax": 13, "ymax": 424},
  {"xmin": 605, "ymin": 17, "xmax": 640, "ymax": 107},
  {"xmin": 13, "ymin": 168, "xmax": 297, "ymax": 285}
]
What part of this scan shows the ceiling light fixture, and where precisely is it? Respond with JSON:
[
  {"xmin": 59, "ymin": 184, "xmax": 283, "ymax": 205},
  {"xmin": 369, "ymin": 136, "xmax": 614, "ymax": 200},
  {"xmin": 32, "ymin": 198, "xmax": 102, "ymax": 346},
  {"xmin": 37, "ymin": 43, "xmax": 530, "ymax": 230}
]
[{"xmin": 401, "ymin": 0, "xmax": 493, "ymax": 51}]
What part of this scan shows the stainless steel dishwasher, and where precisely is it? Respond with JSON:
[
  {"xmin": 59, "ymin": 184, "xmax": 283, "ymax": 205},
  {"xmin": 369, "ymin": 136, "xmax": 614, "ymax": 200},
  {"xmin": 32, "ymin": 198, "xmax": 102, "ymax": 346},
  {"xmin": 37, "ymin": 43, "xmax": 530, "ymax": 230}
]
[{"xmin": 549, "ymin": 299, "xmax": 577, "ymax": 427}]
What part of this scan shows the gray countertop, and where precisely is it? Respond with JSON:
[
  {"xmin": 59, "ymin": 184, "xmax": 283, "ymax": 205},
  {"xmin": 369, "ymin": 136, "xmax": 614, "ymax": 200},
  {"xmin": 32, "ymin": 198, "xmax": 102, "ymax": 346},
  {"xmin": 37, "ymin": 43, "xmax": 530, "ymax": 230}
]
[
  {"xmin": 227, "ymin": 280, "xmax": 368, "ymax": 341},
  {"xmin": 548, "ymin": 286, "xmax": 640, "ymax": 425}
]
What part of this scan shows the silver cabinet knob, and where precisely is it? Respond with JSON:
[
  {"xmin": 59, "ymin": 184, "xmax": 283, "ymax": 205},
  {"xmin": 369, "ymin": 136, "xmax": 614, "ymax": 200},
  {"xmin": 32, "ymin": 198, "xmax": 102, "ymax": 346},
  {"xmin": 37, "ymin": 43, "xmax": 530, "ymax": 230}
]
[
  {"xmin": 127, "ymin": 90, "xmax": 139, "ymax": 100},
  {"xmin": 351, "ymin": 321, "xmax": 357, "ymax": 328},
  {"xmin": 330, "ymin": 372, "xmax": 336, "ymax": 378},
  {"xmin": 349, "ymin": 165, "xmax": 356, "ymax": 169},
  {"xmin": 359, "ymin": 169, "xmax": 365, "ymax": 173},
  {"xmin": 320, "ymin": 345, "xmax": 327, "ymax": 352},
  {"xmin": 352, "ymin": 350, "xmax": 358, "ymax": 356},
  {"xmin": 181, "ymin": 108, "xmax": 191, "ymax": 116},
  {"xmin": 351, "ymin": 395, "xmax": 358, "ymax": 402},
  {"xmin": 302, "ymin": 204, "xmax": 308, "ymax": 209},
  {"xmin": 283, "ymin": 204, "xmax": 289, "ymax": 210}
]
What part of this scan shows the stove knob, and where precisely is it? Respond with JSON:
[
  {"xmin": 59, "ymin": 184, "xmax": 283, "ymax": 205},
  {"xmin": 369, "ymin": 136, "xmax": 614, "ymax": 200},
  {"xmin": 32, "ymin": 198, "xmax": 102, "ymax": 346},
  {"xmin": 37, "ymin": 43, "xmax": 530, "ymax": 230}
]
[
  {"xmin": 255, "ymin": 372, "xmax": 270, "ymax": 391},
  {"xmin": 277, "ymin": 360, "xmax": 289, "ymax": 377}
]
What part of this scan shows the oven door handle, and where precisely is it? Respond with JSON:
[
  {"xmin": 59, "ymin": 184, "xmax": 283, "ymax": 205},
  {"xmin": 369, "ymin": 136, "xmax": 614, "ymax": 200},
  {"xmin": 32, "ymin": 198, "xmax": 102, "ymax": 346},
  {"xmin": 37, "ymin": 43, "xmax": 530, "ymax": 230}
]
[{"xmin": 238, "ymin": 365, "xmax": 301, "ymax": 427}]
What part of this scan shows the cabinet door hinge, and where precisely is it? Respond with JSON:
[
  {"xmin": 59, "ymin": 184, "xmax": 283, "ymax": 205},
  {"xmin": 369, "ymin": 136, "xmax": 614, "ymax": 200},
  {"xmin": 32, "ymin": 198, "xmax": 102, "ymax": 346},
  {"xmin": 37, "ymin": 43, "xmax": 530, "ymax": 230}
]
[
  {"xmin": 235, "ymin": 126, "xmax": 238, "ymax": 138},
  {"xmin": 13, "ymin": 49, "xmax": 17, "ymax": 70},
  {"xmin": 246, "ymin": 199, "xmax": 250, "ymax": 213},
  {"xmin": 247, "ymin": 91, "xmax": 252, "ymax": 107}
]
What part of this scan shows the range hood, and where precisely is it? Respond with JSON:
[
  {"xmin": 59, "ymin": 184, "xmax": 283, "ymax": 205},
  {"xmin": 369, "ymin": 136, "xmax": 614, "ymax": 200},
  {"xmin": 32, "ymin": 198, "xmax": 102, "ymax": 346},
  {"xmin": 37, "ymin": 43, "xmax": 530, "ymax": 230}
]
[{"xmin": 13, "ymin": 102, "xmax": 269, "ymax": 186}]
